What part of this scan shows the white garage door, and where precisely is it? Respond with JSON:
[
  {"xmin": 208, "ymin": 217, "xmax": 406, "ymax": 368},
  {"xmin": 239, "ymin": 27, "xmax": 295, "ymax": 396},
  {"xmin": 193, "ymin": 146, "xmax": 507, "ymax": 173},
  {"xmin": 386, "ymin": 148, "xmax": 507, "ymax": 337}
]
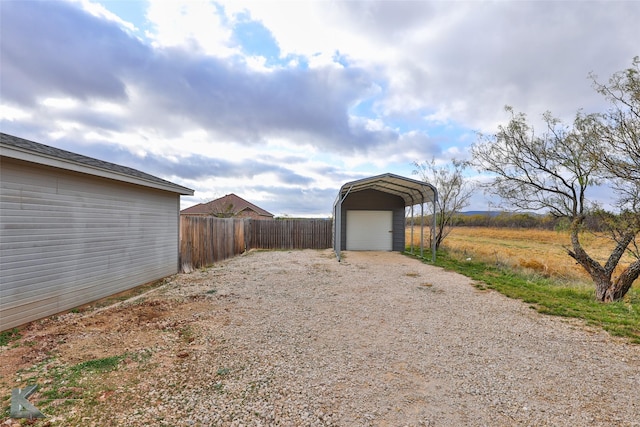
[{"xmin": 346, "ymin": 210, "xmax": 393, "ymax": 251}]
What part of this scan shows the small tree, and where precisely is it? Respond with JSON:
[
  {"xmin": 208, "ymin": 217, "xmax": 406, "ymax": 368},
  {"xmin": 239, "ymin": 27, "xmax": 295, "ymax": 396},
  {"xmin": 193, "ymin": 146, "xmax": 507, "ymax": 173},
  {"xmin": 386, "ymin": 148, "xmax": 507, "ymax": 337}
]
[
  {"xmin": 412, "ymin": 158, "xmax": 474, "ymax": 250},
  {"xmin": 472, "ymin": 105, "xmax": 640, "ymax": 302}
]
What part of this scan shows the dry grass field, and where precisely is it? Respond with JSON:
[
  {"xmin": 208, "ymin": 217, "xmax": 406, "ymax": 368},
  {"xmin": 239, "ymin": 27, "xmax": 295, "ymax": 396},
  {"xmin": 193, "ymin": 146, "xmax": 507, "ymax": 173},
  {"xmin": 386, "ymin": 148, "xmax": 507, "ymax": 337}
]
[{"xmin": 407, "ymin": 226, "xmax": 639, "ymax": 287}]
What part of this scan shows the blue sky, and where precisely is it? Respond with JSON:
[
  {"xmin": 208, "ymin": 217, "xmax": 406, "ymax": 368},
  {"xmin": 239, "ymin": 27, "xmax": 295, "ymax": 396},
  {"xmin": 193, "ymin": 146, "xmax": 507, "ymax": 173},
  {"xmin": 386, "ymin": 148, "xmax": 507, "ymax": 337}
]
[{"xmin": 1, "ymin": 0, "xmax": 639, "ymax": 216}]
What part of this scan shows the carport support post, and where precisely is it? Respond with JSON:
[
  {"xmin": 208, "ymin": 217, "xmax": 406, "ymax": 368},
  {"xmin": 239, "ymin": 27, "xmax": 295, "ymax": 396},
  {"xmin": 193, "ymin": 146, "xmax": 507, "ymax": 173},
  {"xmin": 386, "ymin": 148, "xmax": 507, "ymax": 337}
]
[
  {"xmin": 420, "ymin": 202, "xmax": 424, "ymax": 259},
  {"xmin": 334, "ymin": 201, "xmax": 341, "ymax": 261},
  {"xmin": 333, "ymin": 185, "xmax": 353, "ymax": 262},
  {"xmin": 431, "ymin": 192, "xmax": 437, "ymax": 262},
  {"xmin": 410, "ymin": 204, "xmax": 415, "ymax": 255}
]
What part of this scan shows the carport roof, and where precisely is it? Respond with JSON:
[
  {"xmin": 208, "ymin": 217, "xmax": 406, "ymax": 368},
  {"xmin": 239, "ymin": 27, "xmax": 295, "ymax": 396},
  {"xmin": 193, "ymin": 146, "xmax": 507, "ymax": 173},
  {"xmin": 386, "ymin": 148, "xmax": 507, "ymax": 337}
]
[{"xmin": 336, "ymin": 173, "xmax": 437, "ymax": 206}]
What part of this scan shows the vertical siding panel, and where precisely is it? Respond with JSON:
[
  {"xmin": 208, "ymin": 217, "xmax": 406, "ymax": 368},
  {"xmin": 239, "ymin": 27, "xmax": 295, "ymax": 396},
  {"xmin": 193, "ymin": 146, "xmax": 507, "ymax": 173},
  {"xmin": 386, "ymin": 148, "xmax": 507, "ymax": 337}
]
[{"xmin": 392, "ymin": 207, "xmax": 406, "ymax": 251}]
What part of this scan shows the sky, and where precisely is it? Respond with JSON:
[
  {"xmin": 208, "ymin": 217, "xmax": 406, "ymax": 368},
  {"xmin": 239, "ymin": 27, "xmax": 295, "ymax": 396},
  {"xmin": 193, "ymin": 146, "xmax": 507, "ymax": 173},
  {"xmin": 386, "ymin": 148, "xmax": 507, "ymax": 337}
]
[{"xmin": 1, "ymin": 0, "xmax": 639, "ymax": 217}]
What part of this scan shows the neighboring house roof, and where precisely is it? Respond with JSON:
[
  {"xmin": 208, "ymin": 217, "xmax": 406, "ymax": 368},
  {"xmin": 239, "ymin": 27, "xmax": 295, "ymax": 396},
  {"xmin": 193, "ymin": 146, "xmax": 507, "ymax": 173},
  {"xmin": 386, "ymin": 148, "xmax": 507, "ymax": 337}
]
[
  {"xmin": 181, "ymin": 193, "xmax": 274, "ymax": 218},
  {"xmin": 0, "ymin": 133, "xmax": 194, "ymax": 195}
]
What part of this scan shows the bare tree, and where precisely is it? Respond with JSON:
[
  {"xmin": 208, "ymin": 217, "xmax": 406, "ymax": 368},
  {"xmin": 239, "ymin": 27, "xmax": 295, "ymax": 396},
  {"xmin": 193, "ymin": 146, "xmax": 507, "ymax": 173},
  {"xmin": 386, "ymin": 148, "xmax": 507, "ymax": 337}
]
[
  {"xmin": 586, "ymin": 56, "xmax": 640, "ymax": 299},
  {"xmin": 472, "ymin": 104, "xmax": 640, "ymax": 302},
  {"xmin": 412, "ymin": 158, "xmax": 474, "ymax": 250},
  {"xmin": 209, "ymin": 202, "xmax": 237, "ymax": 218}
]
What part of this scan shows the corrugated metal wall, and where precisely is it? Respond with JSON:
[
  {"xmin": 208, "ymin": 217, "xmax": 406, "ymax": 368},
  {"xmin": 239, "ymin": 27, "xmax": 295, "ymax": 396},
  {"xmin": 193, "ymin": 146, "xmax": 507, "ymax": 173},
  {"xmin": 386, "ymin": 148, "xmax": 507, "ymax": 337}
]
[
  {"xmin": 339, "ymin": 189, "xmax": 405, "ymax": 251},
  {"xmin": 0, "ymin": 158, "xmax": 180, "ymax": 330}
]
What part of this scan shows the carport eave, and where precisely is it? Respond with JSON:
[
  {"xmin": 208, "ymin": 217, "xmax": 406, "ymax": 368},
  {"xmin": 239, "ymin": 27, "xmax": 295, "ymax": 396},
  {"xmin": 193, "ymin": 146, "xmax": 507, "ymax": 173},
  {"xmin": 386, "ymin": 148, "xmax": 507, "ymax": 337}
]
[{"xmin": 336, "ymin": 172, "xmax": 436, "ymax": 206}]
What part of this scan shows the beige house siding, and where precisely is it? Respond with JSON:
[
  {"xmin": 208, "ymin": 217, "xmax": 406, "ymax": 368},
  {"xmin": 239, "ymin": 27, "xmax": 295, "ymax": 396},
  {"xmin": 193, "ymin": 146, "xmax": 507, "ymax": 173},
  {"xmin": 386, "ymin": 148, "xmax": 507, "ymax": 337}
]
[{"xmin": 0, "ymin": 156, "xmax": 182, "ymax": 330}]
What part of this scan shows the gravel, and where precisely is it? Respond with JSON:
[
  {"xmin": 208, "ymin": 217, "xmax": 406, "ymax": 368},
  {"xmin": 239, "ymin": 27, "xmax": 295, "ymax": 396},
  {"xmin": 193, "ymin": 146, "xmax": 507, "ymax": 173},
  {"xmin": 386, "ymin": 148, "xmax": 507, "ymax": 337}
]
[
  {"xmin": 6, "ymin": 249, "xmax": 640, "ymax": 426},
  {"xmin": 122, "ymin": 249, "xmax": 640, "ymax": 426}
]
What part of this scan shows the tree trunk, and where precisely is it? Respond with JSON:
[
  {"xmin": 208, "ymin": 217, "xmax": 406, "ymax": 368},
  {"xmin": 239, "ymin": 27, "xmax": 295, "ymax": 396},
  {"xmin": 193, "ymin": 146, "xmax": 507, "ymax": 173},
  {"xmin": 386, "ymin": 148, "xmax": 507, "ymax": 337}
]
[
  {"xmin": 571, "ymin": 252, "xmax": 613, "ymax": 302},
  {"xmin": 594, "ymin": 277, "xmax": 615, "ymax": 302},
  {"xmin": 571, "ymin": 246, "xmax": 640, "ymax": 302},
  {"xmin": 434, "ymin": 218, "xmax": 446, "ymax": 251},
  {"xmin": 607, "ymin": 259, "xmax": 640, "ymax": 301},
  {"xmin": 566, "ymin": 217, "xmax": 614, "ymax": 302}
]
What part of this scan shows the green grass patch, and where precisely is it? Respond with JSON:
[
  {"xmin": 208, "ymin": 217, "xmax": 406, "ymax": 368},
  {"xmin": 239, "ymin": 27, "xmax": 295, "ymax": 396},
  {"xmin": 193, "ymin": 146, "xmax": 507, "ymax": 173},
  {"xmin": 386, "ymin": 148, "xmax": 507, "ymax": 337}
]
[
  {"xmin": 69, "ymin": 355, "xmax": 125, "ymax": 374},
  {"xmin": 0, "ymin": 328, "xmax": 21, "ymax": 346},
  {"xmin": 217, "ymin": 367, "xmax": 231, "ymax": 376},
  {"xmin": 409, "ymin": 250, "xmax": 640, "ymax": 344},
  {"xmin": 5, "ymin": 352, "xmax": 137, "ymax": 419},
  {"xmin": 36, "ymin": 355, "xmax": 127, "ymax": 406}
]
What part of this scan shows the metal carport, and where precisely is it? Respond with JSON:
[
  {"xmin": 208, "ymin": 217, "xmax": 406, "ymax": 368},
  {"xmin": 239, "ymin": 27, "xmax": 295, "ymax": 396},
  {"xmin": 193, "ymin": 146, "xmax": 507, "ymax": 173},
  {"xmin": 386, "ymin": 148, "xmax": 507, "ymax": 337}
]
[{"xmin": 333, "ymin": 173, "xmax": 438, "ymax": 262}]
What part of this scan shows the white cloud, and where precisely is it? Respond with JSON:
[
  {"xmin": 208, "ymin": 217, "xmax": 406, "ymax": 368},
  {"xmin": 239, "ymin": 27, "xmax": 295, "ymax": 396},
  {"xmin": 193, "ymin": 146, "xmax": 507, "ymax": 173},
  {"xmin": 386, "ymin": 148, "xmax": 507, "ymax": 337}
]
[
  {"xmin": 145, "ymin": 0, "xmax": 235, "ymax": 57},
  {"xmin": 0, "ymin": 104, "xmax": 31, "ymax": 121},
  {"xmin": 75, "ymin": 0, "xmax": 138, "ymax": 33},
  {"xmin": 2, "ymin": 0, "xmax": 639, "ymax": 215},
  {"xmin": 41, "ymin": 97, "xmax": 79, "ymax": 109}
]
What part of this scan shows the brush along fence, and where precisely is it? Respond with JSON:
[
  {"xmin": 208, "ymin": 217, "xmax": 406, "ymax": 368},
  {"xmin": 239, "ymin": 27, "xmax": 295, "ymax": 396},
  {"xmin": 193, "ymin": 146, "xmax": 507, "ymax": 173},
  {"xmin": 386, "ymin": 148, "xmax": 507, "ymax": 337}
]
[{"xmin": 180, "ymin": 217, "xmax": 333, "ymax": 271}]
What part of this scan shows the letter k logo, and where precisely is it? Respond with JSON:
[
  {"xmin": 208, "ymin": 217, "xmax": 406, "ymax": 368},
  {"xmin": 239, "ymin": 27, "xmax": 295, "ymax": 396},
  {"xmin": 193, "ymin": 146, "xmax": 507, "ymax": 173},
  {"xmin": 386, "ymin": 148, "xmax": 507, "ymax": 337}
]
[{"xmin": 11, "ymin": 385, "xmax": 45, "ymax": 419}]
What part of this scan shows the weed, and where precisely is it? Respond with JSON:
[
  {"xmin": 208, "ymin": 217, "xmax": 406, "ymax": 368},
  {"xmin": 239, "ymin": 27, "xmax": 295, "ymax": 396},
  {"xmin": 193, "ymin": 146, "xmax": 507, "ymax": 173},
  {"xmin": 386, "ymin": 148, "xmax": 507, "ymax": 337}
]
[
  {"xmin": 71, "ymin": 355, "xmax": 125, "ymax": 374},
  {"xmin": 179, "ymin": 325, "xmax": 196, "ymax": 343},
  {"xmin": 0, "ymin": 328, "xmax": 21, "ymax": 346},
  {"xmin": 21, "ymin": 354, "xmax": 129, "ymax": 414},
  {"xmin": 473, "ymin": 282, "xmax": 488, "ymax": 291},
  {"xmin": 129, "ymin": 348, "xmax": 153, "ymax": 363},
  {"xmin": 200, "ymin": 264, "xmax": 216, "ymax": 273},
  {"xmin": 217, "ymin": 367, "xmax": 231, "ymax": 376}
]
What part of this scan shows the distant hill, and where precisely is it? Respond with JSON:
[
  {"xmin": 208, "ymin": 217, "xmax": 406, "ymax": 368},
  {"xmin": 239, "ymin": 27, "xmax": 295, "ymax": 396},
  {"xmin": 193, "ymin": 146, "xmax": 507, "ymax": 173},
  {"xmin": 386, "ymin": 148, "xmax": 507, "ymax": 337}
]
[{"xmin": 410, "ymin": 211, "xmax": 543, "ymax": 218}]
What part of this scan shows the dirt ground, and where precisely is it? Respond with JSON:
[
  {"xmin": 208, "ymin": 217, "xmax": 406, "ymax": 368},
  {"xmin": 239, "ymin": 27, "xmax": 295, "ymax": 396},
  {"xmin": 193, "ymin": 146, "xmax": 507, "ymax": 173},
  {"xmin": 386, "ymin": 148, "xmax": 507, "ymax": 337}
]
[
  {"xmin": 1, "ymin": 249, "xmax": 639, "ymax": 426},
  {"xmin": 0, "ymin": 276, "xmax": 222, "ymax": 425}
]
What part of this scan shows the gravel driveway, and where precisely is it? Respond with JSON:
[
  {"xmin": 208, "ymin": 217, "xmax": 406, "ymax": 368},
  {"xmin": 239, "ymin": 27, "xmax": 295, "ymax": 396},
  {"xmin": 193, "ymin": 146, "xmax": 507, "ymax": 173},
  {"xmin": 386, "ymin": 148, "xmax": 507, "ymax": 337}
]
[
  {"xmin": 4, "ymin": 249, "xmax": 640, "ymax": 426},
  {"xmin": 139, "ymin": 249, "xmax": 640, "ymax": 426}
]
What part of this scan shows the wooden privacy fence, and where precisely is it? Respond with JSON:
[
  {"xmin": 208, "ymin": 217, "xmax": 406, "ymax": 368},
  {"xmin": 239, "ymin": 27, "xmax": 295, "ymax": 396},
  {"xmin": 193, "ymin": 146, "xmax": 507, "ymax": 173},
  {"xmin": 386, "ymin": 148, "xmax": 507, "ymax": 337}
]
[
  {"xmin": 179, "ymin": 217, "xmax": 333, "ymax": 271},
  {"xmin": 247, "ymin": 218, "xmax": 333, "ymax": 250},
  {"xmin": 179, "ymin": 216, "xmax": 246, "ymax": 272}
]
